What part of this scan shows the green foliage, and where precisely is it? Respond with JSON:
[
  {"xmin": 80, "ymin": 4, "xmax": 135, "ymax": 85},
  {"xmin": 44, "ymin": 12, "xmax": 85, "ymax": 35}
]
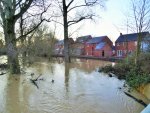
[
  {"xmin": 113, "ymin": 62, "xmax": 131, "ymax": 79},
  {"xmin": 126, "ymin": 66, "xmax": 150, "ymax": 88},
  {"xmin": 100, "ymin": 65, "xmax": 114, "ymax": 73},
  {"xmin": 100, "ymin": 53, "xmax": 150, "ymax": 88},
  {"xmin": 138, "ymin": 53, "xmax": 150, "ymax": 73}
]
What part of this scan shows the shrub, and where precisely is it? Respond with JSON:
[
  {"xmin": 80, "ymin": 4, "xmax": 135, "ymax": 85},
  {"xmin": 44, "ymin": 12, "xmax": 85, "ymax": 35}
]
[
  {"xmin": 126, "ymin": 66, "xmax": 150, "ymax": 88},
  {"xmin": 100, "ymin": 65, "xmax": 114, "ymax": 73},
  {"xmin": 100, "ymin": 53, "xmax": 150, "ymax": 88}
]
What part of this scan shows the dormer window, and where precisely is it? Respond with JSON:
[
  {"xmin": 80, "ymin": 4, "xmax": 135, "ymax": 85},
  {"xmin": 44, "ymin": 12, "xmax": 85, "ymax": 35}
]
[{"xmin": 117, "ymin": 43, "xmax": 120, "ymax": 46}]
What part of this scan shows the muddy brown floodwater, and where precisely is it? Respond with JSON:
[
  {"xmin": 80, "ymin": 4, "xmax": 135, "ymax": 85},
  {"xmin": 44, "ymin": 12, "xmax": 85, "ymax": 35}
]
[{"xmin": 0, "ymin": 57, "xmax": 149, "ymax": 113}]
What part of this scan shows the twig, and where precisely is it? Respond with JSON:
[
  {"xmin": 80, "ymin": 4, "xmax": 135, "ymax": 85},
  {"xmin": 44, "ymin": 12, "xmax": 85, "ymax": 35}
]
[
  {"xmin": 30, "ymin": 79, "xmax": 39, "ymax": 89},
  {"xmin": 30, "ymin": 74, "xmax": 42, "ymax": 89},
  {"xmin": 32, "ymin": 74, "xmax": 42, "ymax": 81}
]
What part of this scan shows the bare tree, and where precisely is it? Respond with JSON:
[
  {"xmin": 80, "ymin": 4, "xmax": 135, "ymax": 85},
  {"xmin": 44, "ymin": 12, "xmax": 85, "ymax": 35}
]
[
  {"xmin": 0, "ymin": 0, "xmax": 51, "ymax": 74},
  {"xmin": 52, "ymin": 0, "xmax": 105, "ymax": 62},
  {"xmin": 128, "ymin": 0, "xmax": 150, "ymax": 64}
]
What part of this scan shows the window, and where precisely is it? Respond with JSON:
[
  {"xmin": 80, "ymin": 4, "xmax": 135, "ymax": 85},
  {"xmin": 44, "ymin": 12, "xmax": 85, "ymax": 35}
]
[
  {"xmin": 120, "ymin": 50, "xmax": 123, "ymax": 56},
  {"xmin": 117, "ymin": 50, "xmax": 123, "ymax": 57},
  {"xmin": 123, "ymin": 42, "xmax": 125, "ymax": 46},
  {"xmin": 135, "ymin": 41, "xmax": 137, "ymax": 46},
  {"xmin": 117, "ymin": 43, "xmax": 120, "ymax": 46}
]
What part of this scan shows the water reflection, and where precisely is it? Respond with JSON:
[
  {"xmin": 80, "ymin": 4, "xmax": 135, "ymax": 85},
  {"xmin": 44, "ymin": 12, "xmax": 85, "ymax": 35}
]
[
  {"xmin": 0, "ymin": 58, "xmax": 149, "ymax": 113},
  {"xmin": 70, "ymin": 59, "xmax": 111, "ymax": 73},
  {"xmin": 0, "ymin": 73, "xmax": 7, "ymax": 113},
  {"xmin": 6, "ymin": 75, "xmax": 22, "ymax": 113},
  {"xmin": 5, "ymin": 75, "xmax": 31, "ymax": 113},
  {"xmin": 65, "ymin": 63, "xmax": 70, "ymax": 93}
]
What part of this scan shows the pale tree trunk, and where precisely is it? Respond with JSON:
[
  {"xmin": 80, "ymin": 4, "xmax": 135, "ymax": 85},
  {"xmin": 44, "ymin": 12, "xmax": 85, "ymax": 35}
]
[
  {"xmin": 4, "ymin": 19, "xmax": 20, "ymax": 74},
  {"xmin": 63, "ymin": 0, "xmax": 70, "ymax": 62}
]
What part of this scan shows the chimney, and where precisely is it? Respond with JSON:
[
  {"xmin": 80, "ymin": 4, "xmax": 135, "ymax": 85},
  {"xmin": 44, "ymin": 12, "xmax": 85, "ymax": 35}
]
[{"xmin": 120, "ymin": 33, "xmax": 122, "ymax": 36}]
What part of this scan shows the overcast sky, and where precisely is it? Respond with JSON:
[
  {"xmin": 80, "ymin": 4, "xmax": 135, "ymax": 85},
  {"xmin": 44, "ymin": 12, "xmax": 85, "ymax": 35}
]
[
  {"xmin": 75, "ymin": 0, "xmax": 131, "ymax": 43},
  {"xmin": 80, "ymin": 0, "xmax": 131, "ymax": 43}
]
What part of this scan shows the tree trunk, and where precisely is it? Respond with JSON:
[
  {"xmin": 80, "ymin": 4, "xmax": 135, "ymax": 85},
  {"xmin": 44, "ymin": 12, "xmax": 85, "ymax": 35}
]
[
  {"xmin": 4, "ymin": 19, "xmax": 20, "ymax": 74},
  {"xmin": 63, "ymin": 0, "xmax": 70, "ymax": 62},
  {"xmin": 135, "ymin": 33, "xmax": 142, "ymax": 65}
]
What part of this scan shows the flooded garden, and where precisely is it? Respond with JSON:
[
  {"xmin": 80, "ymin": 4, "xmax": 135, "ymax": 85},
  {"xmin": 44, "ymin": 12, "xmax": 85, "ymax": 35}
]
[{"xmin": 0, "ymin": 56, "xmax": 149, "ymax": 113}]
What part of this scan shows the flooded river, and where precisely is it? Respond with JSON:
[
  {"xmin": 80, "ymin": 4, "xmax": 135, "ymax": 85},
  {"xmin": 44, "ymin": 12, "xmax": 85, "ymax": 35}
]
[{"xmin": 0, "ymin": 57, "xmax": 149, "ymax": 113}]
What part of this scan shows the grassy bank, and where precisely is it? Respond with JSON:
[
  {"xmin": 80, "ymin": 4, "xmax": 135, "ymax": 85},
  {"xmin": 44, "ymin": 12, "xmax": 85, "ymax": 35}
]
[{"xmin": 99, "ymin": 53, "xmax": 150, "ymax": 88}]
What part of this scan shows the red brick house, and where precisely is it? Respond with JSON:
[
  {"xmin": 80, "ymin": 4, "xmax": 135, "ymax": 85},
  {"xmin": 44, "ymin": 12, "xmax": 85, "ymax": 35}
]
[
  {"xmin": 72, "ymin": 35, "xmax": 92, "ymax": 55},
  {"xmin": 85, "ymin": 36, "xmax": 113, "ymax": 57},
  {"xmin": 115, "ymin": 32, "xmax": 149, "ymax": 57}
]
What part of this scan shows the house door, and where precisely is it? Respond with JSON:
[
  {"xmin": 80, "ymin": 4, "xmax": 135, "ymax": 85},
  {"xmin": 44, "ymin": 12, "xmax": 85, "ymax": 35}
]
[
  {"xmin": 102, "ymin": 50, "xmax": 104, "ymax": 57},
  {"xmin": 92, "ymin": 46, "xmax": 94, "ymax": 56}
]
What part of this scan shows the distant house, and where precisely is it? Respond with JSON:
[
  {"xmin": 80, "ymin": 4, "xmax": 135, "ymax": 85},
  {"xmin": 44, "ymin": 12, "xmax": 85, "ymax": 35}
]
[
  {"xmin": 76, "ymin": 35, "xmax": 92, "ymax": 44},
  {"xmin": 54, "ymin": 40, "xmax": 64, "ymax": 54},
  {"xmin": 54, "ymin": 38, "xmax": 74, "ymax": 55},
  {"xmin": 141, "ymin": 34, "xmax": 150, "ymax": 52},
  {"xmin": 72, "ymin": 35, "xmax": 92, "ymax": 55},
  {"xmin": 115, "ymin": 32, "xmax": 149, "ymax": 57},
  {"xmin": 85, "ymin": 36, "xmax": 113, "ymax": 57}
]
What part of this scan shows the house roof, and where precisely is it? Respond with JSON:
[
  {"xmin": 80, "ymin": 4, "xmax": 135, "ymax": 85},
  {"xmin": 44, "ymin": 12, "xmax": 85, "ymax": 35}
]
[
  {"xmin": 55, "ymin": 40, "xmax": 64, "ymax": 46},
  {"xmin": 87, "ymin": 36, "xmax": 106, "ymax": 44},
  {"xmin": 55, "ymin": 38, "xmax": 74, "ymax": 46},
  {"xmin": 95, "ymin": 42, "xmax": 106, "ymax": 50},
  {"xmin": 115, "ymin": 32, "xmax": 149, "ymax": 43},
  {"xmin": 76, "ymin": 35, "xmax": 92, "ymax": 43}
]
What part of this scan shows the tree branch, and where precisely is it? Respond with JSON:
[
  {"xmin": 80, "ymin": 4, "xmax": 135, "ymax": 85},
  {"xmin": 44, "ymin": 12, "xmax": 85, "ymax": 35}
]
[
  {"xmin": 51, "ymin": 19, "xmax": 64, "ymax": 26},
  {"xmin": 67, "ymin": 0, "xmax": 98, "ymax": 12},
  {"xmin": 16, "ymin": 0, "xmax": 52, "ymax": 41},
  {"xmin": 68, "ymin": 4, "xmax": 88, "ymax": 12},
  {"xmin": 67, "ymin": 0, "xmax": 74, "ymax": 9},
  {"xmin": 14, "ymin": 0, "xmax": 34, "ymax": 21},
  {"xmin": 68, "ymin": 14, "xmax": 94, "ymax": 26},
  {"xmin": 16, "ymin": 19, "xmax": 44, "ymax": 41}
]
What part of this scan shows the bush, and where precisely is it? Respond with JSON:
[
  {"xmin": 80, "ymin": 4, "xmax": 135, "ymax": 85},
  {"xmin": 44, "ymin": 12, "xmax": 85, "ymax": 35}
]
[
  {"xmin": 138, "ymin": 53, "xmax": 150, "ymax": 73},
  {"xmin": 126, "ymin": 66, "xmax": 150, "ymax": 88},
  {"xmin": 100, "ymin": 53, "xmax": 150, "ymax": 88},
  {"xmin": 113, "ymin": 62, "xmax": 131, "ymax": 79},
  {"xmin": 100, "ymin": 65, "xmax": 114, "ymax": 73}
]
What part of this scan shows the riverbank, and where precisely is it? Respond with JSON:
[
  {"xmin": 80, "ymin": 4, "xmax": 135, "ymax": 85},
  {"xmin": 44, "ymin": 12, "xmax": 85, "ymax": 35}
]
[
  {"xmin": 99, "ymin": 53, "xmax": 150, "ymax": 89},
  {"xmin": 52, "ymin": 54, "xmax": 122, "ymax": 62}
]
